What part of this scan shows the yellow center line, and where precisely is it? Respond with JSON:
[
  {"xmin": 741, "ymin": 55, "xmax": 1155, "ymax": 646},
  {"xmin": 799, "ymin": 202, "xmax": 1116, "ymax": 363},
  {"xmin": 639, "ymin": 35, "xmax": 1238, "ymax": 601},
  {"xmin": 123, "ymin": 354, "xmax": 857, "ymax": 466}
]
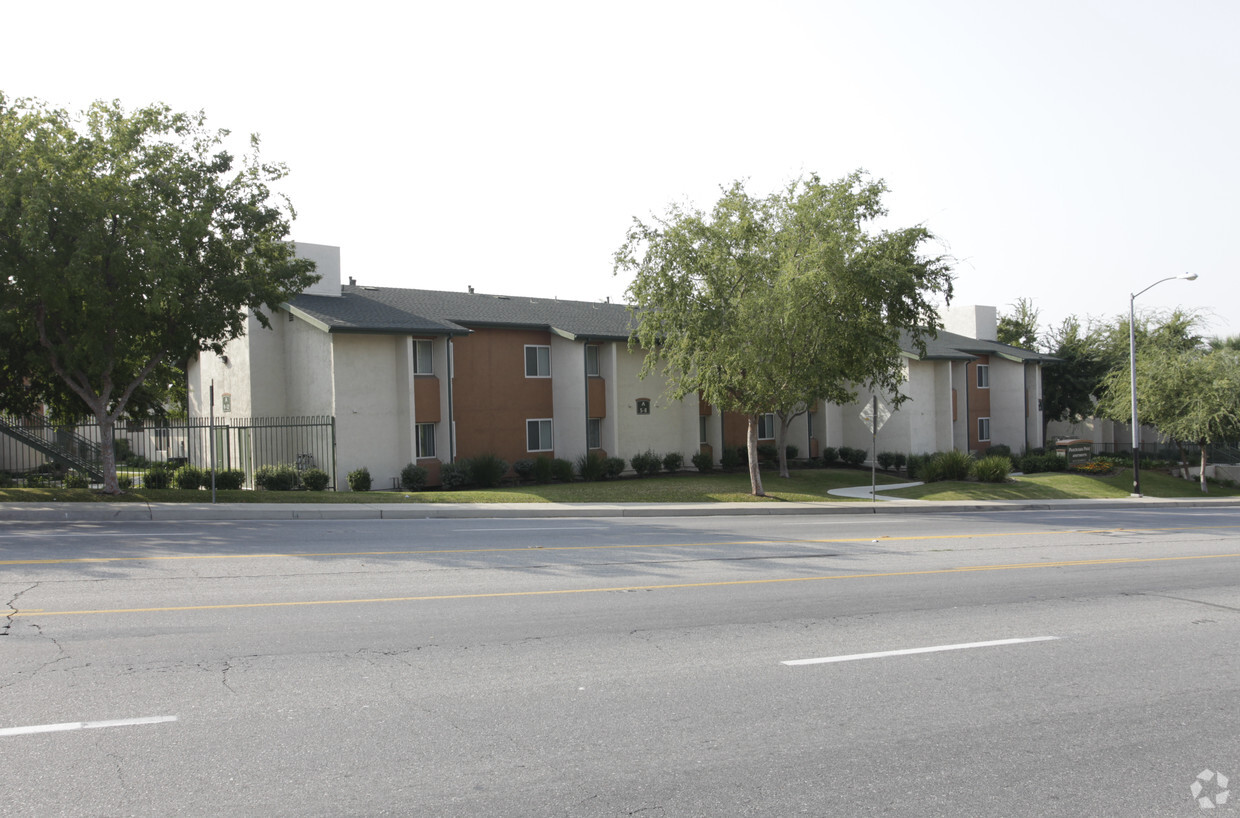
[
  {"xmin": 9, "ymin": 552, "xmax": 1240, "ymax": 618},
  {"xmin": 3, "ymin": 524, "xmax": 1239, "ymax": 566}
]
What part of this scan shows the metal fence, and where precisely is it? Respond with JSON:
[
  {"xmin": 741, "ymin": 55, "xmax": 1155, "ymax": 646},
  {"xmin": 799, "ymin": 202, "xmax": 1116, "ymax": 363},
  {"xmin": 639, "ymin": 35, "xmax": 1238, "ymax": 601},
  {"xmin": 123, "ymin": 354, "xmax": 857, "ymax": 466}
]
[
  {"xmin": 0, "ymin": 415, "xmax": 336, "ymax": 490},
  {"xmin": 1082, "ymin": 439, "xmax": 1240, "ymax": 464}
]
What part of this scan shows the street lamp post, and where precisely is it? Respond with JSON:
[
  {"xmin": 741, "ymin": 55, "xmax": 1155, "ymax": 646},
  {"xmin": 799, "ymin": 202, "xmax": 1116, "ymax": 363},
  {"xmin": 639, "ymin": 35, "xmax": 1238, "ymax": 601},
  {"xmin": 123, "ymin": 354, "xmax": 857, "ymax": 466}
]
[{"xmin": 1129, "ymin": 272, "xmax": 1198, "ymax": 497}]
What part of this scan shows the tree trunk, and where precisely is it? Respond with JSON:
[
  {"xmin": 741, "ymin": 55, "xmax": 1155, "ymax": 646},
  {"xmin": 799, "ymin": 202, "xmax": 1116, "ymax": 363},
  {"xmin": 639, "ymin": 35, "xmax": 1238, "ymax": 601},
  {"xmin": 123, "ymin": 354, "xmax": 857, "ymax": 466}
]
[
  {"xmin": 1175, "ymin": 441, "xmax": 1192, "ymax": 480},
  {"xmin": 776, "ymin": 414, "xmax": 792, "ymax": 479},
  {"xmin": 97, "ymin": 412, "xmax": 121, "ymax": 494},
  {"xmin": 1200, "ymin": 443, "xmax": 1209, "ymax": 494},
  {"xmin": 746, "ymin": 415, "xmax": 765, "ymax": 496}
]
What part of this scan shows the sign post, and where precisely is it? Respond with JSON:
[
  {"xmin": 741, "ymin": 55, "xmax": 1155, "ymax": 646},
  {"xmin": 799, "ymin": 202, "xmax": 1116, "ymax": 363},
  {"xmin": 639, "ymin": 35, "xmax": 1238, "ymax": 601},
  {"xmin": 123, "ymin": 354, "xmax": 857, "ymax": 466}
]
[{"xmin": 859, "ymin": 397, "xmax": 892, "ymax": 502}]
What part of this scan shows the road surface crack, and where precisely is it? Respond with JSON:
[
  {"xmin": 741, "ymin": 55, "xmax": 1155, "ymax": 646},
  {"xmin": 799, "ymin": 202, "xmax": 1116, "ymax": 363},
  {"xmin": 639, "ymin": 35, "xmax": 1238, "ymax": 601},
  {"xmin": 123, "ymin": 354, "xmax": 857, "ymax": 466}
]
[
  {"xmin": 1139, "ymin": 592, "xmax": 1240, "ymax": 614},
  {"xmin": 2, "ymin": 583, "xmax": 38, "ymax": 637}
]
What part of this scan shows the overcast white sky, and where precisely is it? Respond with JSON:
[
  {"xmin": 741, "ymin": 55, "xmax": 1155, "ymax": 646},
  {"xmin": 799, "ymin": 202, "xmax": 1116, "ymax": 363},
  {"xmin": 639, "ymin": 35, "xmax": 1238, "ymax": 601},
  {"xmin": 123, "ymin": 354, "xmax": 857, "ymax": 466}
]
[{"xmin": 5, "ymin": 0, "xmax": 1237, "ymax": 341}]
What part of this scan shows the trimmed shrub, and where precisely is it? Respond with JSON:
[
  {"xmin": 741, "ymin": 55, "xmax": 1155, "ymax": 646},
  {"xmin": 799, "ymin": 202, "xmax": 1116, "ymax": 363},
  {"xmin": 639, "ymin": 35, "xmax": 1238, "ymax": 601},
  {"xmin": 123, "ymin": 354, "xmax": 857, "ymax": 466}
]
[
  {"xmin": 513, "ymin": 458, "xmax": 535, "ymax": 482},
  {"xmin": 972, "ymin": 455, "xmax": 1012, "ymax": 483},
  {"xmin": 984, "ymin": 444, "xmax": 1012, "ymax": 460},
  {"xmin": 256, "ymin": 465, "xmax": 300, "ymax": 491},
  {"xmin": 630, "ymin": 450, "xmax": 662, "ymax": 477},
  {"xmin": 173, "ymin": 464, "xmax": 206, "ymax": 490},
  {"xmin": 1020, "ymin": 453, "xmax": 1067, "ymax": 474},
  {"xmin": 819, "ymin": 446, "xmax": 838, "ymax": 467},
  {"xmin": 439, "ymin": 461, "xmax": 471, "ymax": 489},
  {"xmin": 876, "ymin": 451, "xmax": 898, "ymax": 471},
  {"xmin": 214, "ymin": 469, "xmax": 246, "ymax": 490},
  {"xmin": 552, "ymin": 458, "xmax": 575, "ymax": 482},
  {"xmin": 720, "ymin": 447, "xmax": 742, "ymax": 471},
  {"xmin": 532, "ymin": 456, "xmax": 554, "ymax": 484},
  {"xmin": 143, "ymin": 465, "xmax": 172, "ymax": 490},
  {"xmin": 785, "ymin": 445, "xmax": 798, "ymax": 460},
  {"xmin": 346, "ymin": 466, "xmax": 372, "ymax": 492},
  {"xmin": 662, "ymin": 452, "xmax": 684, "ymax": 473},
  {"xmin": 604, "ymin": 457, "xmax": 626, "ymax": 479},
  {"xmin": 932, "ymin": 449, "xmax": 973, "ymax": 481},
  {"xmin": 576, "ymin": 451, "xmax": 606, "ymax": 482},
  {"xmin": 691, "ymin": 451, "xmax": 713, "ymax": 473},
  {"xmin": 117, "ymin": 476, "xmax": 133, "ymax": 490},
  {"xmin": 301, "ymin": 468, "xmax": 330, "ymax": 491},
  {"xmin": 63, "ymin": 471, "xmax": 90, "ymax": 489},
  {"xmin": 467, "ymin": 453, "xmax": 509, "ymax": 488},
  {"xmin": 757, "ymin": 444, "xmax": 778, "ymax": 463},
  {"xmin": 400, "ymin": 463, "xmax": 428, "ymax": 491},
  {"xmin": 838, "ymin": 446, "xmax": 867, "ymax": 466}
]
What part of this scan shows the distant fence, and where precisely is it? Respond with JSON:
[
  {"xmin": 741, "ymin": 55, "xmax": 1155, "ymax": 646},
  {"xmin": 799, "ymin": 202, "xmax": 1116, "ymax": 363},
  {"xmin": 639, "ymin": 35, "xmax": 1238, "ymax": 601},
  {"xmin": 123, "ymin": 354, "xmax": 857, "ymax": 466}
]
[
  {"xmin": 1082, "ymin": 440, "xmax": 1240, "ymax": 464},
  {"xmin": 0, "ymin": 415, "xmax": 336, "ymax": 490}
]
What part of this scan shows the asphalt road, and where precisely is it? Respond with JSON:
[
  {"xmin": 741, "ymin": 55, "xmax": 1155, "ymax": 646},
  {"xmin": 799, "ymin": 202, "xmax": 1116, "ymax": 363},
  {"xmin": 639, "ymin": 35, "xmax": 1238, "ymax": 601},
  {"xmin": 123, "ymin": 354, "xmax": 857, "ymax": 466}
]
[{"xmin": 2, "ymin": 508, "xmax": 1238, "ymax": 816}]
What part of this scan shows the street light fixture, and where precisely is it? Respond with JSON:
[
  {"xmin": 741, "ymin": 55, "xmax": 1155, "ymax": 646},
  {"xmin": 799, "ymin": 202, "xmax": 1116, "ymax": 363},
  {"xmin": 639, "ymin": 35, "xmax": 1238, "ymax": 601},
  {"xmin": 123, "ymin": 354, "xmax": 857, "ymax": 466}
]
[{"xmin": 1129, "ymin": 272, "xmax": 1198, "ymax": 497}]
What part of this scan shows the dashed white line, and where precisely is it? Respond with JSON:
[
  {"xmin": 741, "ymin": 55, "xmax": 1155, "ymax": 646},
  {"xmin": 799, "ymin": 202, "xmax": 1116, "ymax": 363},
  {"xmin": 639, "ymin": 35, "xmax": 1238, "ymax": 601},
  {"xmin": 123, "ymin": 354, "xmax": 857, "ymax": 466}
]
[
  {"xmin": 782, "ymin": 636, "xmax": 1060, "ymax": 666},
  {"xmin": 0, "ymin": 715, "xmax": 178, "ymax": 737}
]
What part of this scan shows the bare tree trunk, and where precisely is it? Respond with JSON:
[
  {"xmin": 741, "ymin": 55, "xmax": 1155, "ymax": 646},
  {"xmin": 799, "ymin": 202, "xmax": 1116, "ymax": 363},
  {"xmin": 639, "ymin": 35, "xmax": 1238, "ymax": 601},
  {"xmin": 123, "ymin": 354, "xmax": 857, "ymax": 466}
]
[
  {"xmin": 746, "ymin": 415, "xmax": 764, "ymax": 496},
  {"xmin": 1200, "ymin": 443, "xmax": 1209, "ymax": 494},
  {"xmin": 776, "ymin": 415, "xmax": 791, "ymax": 479},
  {"xmin": 98, "ymin": 413, "xmax": 120, "ymax": 494},
  {"xmin": 1176, "ymin": 441, "xmax": 1192, "ymax": 480}
]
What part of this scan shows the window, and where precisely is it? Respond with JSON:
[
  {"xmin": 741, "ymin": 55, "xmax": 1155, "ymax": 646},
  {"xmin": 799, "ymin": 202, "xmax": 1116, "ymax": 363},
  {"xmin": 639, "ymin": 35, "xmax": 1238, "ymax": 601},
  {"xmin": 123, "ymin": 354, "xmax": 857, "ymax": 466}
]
[
  {"xmin": 416, "ymin": 423, "xmax": 436, "ymax": 458},
  {"xmin": 758, "ymin": 413, "xmax": 775, "ymax": 440},
  {"xmin": 587, "ymin": 418, "xmax": 601, "ymax": 450},
  {"xmin": 699, "ymin": 415, "xmax": 708, "ymax": 445},
  {"xmin": 585, "ymin": 344, "xmax": 600, "ymax": 376},
  {"xmin": 978, "ymin": 417, "xmax": 991, "ymax": 442},
  {"xmin": 414, "ymin": 339, "xmax": 433, "ymax": 374},
  {"xmin": 525, "ymin": 345, "xmax": 551, "ymax": 378},
  {"xmin": 527, "ymin": 419, "xmax": 553, "ymax": 452},
  {"xmin": 976, "ymin": 364, "xmax": 990, "ymax": 389}
]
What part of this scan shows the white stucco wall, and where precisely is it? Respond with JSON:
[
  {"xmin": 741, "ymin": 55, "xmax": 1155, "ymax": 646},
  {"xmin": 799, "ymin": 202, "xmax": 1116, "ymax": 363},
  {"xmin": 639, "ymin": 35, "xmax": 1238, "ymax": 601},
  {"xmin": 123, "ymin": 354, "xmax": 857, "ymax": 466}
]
[
  {"xmin": 291, "ymin": 242, "xmax": 342, "ymax": 297},
  {"xmin": 612, "ymin": 346, "xmax": 699, "ymax": 464},
  {"xmin": 550, "ymin": 336, "xmax": 588, "ymax": 464},
  {"xmin": 989, "ymin": 358, "xmax": 1027, "ymax": 452},
  {"xmin": 330, "ymin": 334, "xmax": 408, "ymax": 490}
]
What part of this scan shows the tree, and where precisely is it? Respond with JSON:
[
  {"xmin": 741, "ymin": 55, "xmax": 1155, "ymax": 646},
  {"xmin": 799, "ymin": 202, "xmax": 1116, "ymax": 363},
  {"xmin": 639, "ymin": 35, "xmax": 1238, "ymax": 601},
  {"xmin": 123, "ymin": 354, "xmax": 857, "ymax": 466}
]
[
  {"xmin": 1095, "ymin": 347, "xmax": 1240, "ymax": 492},
  {"xmin": 0, "ymin": 95, "xmax": 318, "ymax": 492},
  {"xmin": 1040, "ymin": 315, "xmax": 1107, "ymax": 443},
  {"xmin": 616, "ymin": 171, "xmax": 953, "ymax": 495},
  {"xmin": 997, "ymin": 297, "xmax": 1040, "ymax": 350}
]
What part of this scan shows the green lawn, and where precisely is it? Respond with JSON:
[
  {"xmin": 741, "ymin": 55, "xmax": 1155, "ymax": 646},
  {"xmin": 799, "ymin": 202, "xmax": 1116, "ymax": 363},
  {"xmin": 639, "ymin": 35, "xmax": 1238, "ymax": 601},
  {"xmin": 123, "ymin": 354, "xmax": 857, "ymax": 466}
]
[{"xmin": 0, "ymin": 467, "xmax": 1233, "ymax": 504}]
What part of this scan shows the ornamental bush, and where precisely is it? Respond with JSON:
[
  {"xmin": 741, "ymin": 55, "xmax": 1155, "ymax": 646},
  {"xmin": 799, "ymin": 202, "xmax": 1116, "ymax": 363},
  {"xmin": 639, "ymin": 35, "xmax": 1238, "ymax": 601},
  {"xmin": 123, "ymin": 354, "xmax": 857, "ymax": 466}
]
[
  {"xmin": 819, "ymin": 446, "xmax": 837, "ymax": 467},
  {"xmin": 972, "ymin": 455, "xmax": 1012, "ymax": 483},
  {"xmin": 552, "ymin": 458, "xmax": 575, "ymax": 482},
  {"xmin": 143, "ymin": 465, "xmax": 172, "ymax": 490},
  {"xmin": 932, "ymin": 449, "xmax": 973, "ymax": 481},
  {"xmin": 173, "ymin": 464, "xmax": 205, "ymax": 490},
  {"xmin": 214, "ymin": 468, "xmax": 246, "ymax": 490},
  {"xmin": 604, "ymin": 457, "xmax": 626, "ymax": 479},
  {"xmin": 439, "ymin": 461, "xmax": 470, "ymax": 490},
  {"xmin": 256, "ymin": 464, "xmax": 300, "ymax": 491},
  {"xmin": 576, "ymin": 452, "xmax": 606, "ymax": 482},
  {"xmin": 346, "ymin": 466, "xmax": 372, "ymax": 492},
  {"xmin": 513, "ymin": 458, "xmax": 535, "ymax": 482},
  {"xmin": 301, "ymin": 468, "xmax": 330, "ymax": 491},
  {"xmin": 720, "ymin": 447, "xmax": 742, "ymax": 471},
  {"xmin": 662, "ymin": 452, "xmax": 684, "ymax": 473},
  {"xmin": 467, "ymin": 453, "xmax": 509, "ymax": 488},
  {"xmin": 400, "ymin": 462, "xmax": 428, "ymax": 491},
  {"xmin": 691, "ymin": 451, "xmax": 713, "ymax": 473},
  {"xmin": 838, "ymin": 446, "xmax": 867, "ymax": 466},
  {"xmin": 63, "ymin": 471, "xmax": 90, "ymax": 489}
]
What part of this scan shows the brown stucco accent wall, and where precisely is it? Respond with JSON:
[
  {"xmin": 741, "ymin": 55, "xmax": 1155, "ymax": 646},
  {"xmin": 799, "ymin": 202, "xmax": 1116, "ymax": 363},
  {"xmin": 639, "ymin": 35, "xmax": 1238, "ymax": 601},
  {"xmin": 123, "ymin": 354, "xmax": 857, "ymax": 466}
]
[
  {"xmin": 968, "ymin": 355, "xmax": 992, "ymax": 451},
  {"xmin": 414, "ymin": 376, "xmax": 440, "ymax": 423},
  {"xmin": 452, "ymin": 327, "xmax": 554, "ymax": 463},
  {"xmin": 588, "ymin": 377, "xmax": 606, "ymax": 418}
]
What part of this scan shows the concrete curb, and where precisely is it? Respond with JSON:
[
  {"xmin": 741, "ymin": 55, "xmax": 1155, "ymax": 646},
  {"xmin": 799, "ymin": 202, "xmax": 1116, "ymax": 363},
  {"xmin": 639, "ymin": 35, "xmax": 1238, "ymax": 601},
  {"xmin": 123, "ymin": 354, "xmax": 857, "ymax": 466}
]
[{"xmin": 1, "ymin": 496, "xmax": 1239, "ymax": 523}]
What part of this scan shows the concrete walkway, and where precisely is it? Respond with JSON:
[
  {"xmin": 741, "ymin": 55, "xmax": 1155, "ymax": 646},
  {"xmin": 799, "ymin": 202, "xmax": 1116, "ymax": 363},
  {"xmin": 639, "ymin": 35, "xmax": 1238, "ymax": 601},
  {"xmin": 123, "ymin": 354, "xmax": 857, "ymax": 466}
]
[
  {"xmin": 1, "ymin": 494, "xmax": 1238, "ymax": 522},
  {"xmin": 827, "ymin": 481, "xmax": 925, "ymax": 501}
]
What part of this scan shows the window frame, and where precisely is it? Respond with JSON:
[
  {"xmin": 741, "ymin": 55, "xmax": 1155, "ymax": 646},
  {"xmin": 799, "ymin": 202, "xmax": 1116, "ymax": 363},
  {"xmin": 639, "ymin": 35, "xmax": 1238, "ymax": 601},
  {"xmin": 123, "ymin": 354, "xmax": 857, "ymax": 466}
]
[
  {"xmin": 413, "ymin": 339, "xmax": 433, "ymax": 375},
  {"xmin": 526, "ymin": 418, "xmax": 553, "ymax": 452},
  {"xmin": 587, "ymin": 418, "xmax": 602, "ymax": 450},
  {"xmin": 585, "ymin": 344, "xmax": 600, "ymax": 377},
  {"xmin": 978, "ymin": 417, "xmax": 991, "ymax": 443},
  {"xmin": 416, "ymin": 422, "xmax": 436, "ymax": 459},
  {"xmin": 976, "ymin": 364, "xmax": 990, "ymax": 389},
  {"xmin": 525, "ymin": 345, "xmax": 551, "ymax": 378},
  {"xmin": 758, "ymin": 413, "xmax": 776, "ymax": 441}
]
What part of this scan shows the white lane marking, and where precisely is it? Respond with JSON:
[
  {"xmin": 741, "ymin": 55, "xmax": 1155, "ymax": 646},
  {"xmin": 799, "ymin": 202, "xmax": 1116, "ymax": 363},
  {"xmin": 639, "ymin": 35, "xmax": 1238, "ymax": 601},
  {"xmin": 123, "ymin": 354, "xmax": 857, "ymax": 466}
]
[
  {"xmin": 0, "ymin": 715, "xmax": 178, "ymax": 737},
  {"xmin": 782, "ymin": 636, "xmax": 1060, "ymax": 666}
]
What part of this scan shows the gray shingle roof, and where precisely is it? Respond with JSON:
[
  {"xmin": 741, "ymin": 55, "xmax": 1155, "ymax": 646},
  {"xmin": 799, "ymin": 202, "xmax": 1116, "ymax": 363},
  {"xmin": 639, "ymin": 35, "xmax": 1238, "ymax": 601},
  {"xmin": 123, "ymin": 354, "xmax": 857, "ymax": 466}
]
[
  {"xmin": 288, "ymin": 286, "xmax": 635, "ymax": 340},
  {"xmin": 288, "ymin": 285, "xmax": 1055, "ymax": 364}
]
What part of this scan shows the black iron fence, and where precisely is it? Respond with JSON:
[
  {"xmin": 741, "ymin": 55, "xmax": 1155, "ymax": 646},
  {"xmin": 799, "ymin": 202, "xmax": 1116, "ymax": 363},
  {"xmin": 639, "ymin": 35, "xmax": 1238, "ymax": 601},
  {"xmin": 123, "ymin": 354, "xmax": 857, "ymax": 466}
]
[{"xmin": 0, "ymin": 415, "xmax": 336, "ymax": 490}]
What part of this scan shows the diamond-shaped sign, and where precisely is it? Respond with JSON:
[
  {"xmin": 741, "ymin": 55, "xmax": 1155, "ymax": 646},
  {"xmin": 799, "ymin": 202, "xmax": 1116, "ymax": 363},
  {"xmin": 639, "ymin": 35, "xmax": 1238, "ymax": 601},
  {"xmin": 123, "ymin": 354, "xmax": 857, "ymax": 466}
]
[{"xmin": 859, "ymin": 398, "xmax": 892, "ymax": 432}]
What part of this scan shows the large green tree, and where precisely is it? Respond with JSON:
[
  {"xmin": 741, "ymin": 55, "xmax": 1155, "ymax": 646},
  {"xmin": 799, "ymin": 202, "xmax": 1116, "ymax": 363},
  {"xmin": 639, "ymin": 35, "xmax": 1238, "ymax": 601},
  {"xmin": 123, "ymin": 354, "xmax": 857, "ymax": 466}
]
[
  {"xmin": 997, "ymin": 297, "xmax": 1041, "ymax": 351},
  {"xmin": 616, "ymin": 171, "xmax": 953, "ymax": 495},
  {"xmin": 0, "ymin": 94, "xmax": 318, "ymax": 492},
  {"xmin": 1095, "ymin": 347, "xmax": 1240, "ymax": 492}
]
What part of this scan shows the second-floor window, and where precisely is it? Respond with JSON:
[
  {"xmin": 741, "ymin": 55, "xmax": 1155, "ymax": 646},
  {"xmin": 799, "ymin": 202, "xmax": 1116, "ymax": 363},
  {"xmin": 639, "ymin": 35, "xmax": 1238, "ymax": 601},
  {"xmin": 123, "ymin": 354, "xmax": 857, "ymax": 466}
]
[
  {"xmin": 414, "ymin": 340, "xmax": 433, "ymax": 374},
  {"xmin": 976, "ymin": 364, "xmax": 990, "ymax": 388},
  {"xmin": 585, "ymin": 344, "xmax": 600, "ymax": 376},
  {"xmin": 525, "ymin": 345, "xmax": 551, "ymax": 378}
]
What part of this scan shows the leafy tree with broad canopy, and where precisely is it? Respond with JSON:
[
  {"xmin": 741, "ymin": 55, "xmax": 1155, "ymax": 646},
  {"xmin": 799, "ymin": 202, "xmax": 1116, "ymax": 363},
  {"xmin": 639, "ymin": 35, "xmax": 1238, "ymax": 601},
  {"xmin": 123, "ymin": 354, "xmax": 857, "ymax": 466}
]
[
  {"xmin": 0, "ymin": 94, "xmax": 318, "ymax": 493},
  {"xmin": 616, "ymin": 171, "xmax": 953, "ymax": 495}
]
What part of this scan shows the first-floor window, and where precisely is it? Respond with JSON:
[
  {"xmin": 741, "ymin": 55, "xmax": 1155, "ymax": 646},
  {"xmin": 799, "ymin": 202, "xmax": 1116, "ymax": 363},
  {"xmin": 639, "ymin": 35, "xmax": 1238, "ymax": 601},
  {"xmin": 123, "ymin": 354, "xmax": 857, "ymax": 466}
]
[
  {"xmin": 527, "ymin": 419, "xmax": 553, "ymax": 452},
  {"xmin": 154, "ymin": 428, "xmax": 171, "ymax": 451},
  {"xmin": 416, "ymin": 423, "xmax": 436, "ymax": 458},
  {"xmin": 758, "ymin": 413, "xmax": 776, "ymax": 440},
  {"xmin": 978, "ymin": 417, "xmax": 991, "ymax": 443},
  {"xmin": 587, "ymin": 418, "xmax": 601, "ymax": 450},
  {"xmin": 976, "ymin": 364, "xmax": 990, "ymax": 388}
]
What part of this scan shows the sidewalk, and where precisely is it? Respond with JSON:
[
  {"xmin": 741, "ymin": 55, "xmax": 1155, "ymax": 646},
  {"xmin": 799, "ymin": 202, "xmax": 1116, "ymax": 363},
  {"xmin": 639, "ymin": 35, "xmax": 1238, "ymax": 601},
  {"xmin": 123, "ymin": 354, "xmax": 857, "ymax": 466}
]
[{"xmin": 1, "ymin": 494, "xmax": 1238, "ymax": 522}]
